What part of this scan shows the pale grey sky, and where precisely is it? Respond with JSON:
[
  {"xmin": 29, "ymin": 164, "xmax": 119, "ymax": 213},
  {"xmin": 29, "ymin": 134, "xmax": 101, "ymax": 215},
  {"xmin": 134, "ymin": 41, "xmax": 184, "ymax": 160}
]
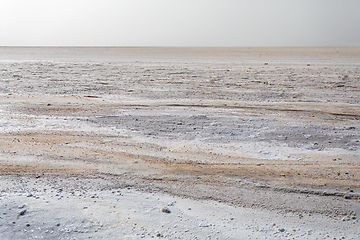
[{"xmin": 0, "ymin": 0, "xmax": 359, "ymax": 46}]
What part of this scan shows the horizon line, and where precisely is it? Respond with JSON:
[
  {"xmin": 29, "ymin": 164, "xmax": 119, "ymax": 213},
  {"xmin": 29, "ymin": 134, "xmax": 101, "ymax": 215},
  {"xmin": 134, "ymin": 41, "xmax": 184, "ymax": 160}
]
[{"xmin": 1, "ymin": 45, "xmax": 360, "ymax": 48}]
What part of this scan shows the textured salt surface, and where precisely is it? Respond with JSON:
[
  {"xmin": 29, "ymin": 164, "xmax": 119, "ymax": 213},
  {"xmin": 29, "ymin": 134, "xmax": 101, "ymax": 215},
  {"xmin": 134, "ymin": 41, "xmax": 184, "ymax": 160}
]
[{"xmin": 0, "ymin": 47, "xmax": 359, "ymax": 239}]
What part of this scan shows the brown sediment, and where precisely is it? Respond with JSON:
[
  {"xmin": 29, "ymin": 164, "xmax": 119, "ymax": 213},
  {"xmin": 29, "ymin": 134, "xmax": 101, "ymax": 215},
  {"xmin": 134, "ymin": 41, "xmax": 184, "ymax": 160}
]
[
  {"xmin": 1, "ymin": 131, "xmax": 359, "ymax": 191},
  {"xmin": 0, "ymin": 162, "xmax": 95, "ymax": 174}
]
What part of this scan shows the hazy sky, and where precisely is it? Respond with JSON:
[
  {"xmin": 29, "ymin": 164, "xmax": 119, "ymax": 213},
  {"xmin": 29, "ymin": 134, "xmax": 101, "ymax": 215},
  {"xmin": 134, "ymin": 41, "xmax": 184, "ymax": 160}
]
[{"xmin": 1, "ymin": 0, "xmax": 359, "ymax": 46}]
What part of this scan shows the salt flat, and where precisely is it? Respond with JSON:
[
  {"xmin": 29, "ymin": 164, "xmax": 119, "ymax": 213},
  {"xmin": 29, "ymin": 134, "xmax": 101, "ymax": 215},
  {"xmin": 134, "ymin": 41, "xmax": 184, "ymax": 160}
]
[{"xmin": 0, "ymin": 47, "xmax": 359, "ymax": 239}]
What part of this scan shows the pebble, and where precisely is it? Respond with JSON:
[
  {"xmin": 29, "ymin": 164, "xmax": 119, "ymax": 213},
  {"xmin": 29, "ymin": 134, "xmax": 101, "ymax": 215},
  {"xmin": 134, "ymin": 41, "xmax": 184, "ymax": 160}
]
[
  {"xmin": 167, "ymin": 202, "xmax": 175, "ymax": 206},
  {"xmin": 161, "ymin": 208, "xmax": 171, "ymax": 213},
  {"xmin": 18, "ymin": 209, "xmax": 27, "ymax": 216},
  {"xmin": 343, "ymin": 195, "xmax": 351, "ymax": 199},
  {"xmin": 198, "ymin": 223, "xmax": 210, "ymax": 227}
]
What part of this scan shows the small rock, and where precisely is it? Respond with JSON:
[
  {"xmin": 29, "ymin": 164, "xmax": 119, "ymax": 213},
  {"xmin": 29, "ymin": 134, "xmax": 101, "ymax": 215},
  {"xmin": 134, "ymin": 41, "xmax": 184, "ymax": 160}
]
[
  {"xmin": 161, "ymin": 208, "xmax": 171, "ymax": 213},
  {"xmin": 167, "ymin": 202, "xmax": 175, "ymax": 206},
  {"xmin": 199, "ymin": 223, "xmax": 210, "ymax": 227},
  {"xmin": 18, "ymin": 209, "xmax": 27, "ymax": 216}
]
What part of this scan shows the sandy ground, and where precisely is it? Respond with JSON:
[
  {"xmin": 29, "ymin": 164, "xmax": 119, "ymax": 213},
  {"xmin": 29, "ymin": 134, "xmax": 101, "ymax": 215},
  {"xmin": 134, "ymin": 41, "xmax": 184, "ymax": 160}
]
[{"xmin": 0, "ymin": 47, "xmax": 359, "ymax": 239}]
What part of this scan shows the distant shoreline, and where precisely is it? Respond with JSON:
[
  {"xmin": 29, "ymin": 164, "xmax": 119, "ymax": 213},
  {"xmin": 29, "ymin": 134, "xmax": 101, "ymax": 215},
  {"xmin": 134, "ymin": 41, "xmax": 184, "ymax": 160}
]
[{"xmin": 1, "ymin": 46, "xmax": 359, "ymax": 64}]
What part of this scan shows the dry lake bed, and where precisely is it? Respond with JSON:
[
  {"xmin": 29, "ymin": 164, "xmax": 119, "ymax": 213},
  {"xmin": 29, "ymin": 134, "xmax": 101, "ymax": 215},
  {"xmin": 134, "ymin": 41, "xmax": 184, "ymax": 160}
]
[{"xmin": 0, "ymin": 47, "xmax": 359, "ymax": 239}]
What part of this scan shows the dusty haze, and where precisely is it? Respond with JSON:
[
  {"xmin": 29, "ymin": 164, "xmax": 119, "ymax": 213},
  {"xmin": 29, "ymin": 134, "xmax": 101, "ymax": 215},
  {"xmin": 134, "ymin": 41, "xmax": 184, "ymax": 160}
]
[{"xmin": 1, "ymin": 0, "xmax": 360, "ymax": 46}]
